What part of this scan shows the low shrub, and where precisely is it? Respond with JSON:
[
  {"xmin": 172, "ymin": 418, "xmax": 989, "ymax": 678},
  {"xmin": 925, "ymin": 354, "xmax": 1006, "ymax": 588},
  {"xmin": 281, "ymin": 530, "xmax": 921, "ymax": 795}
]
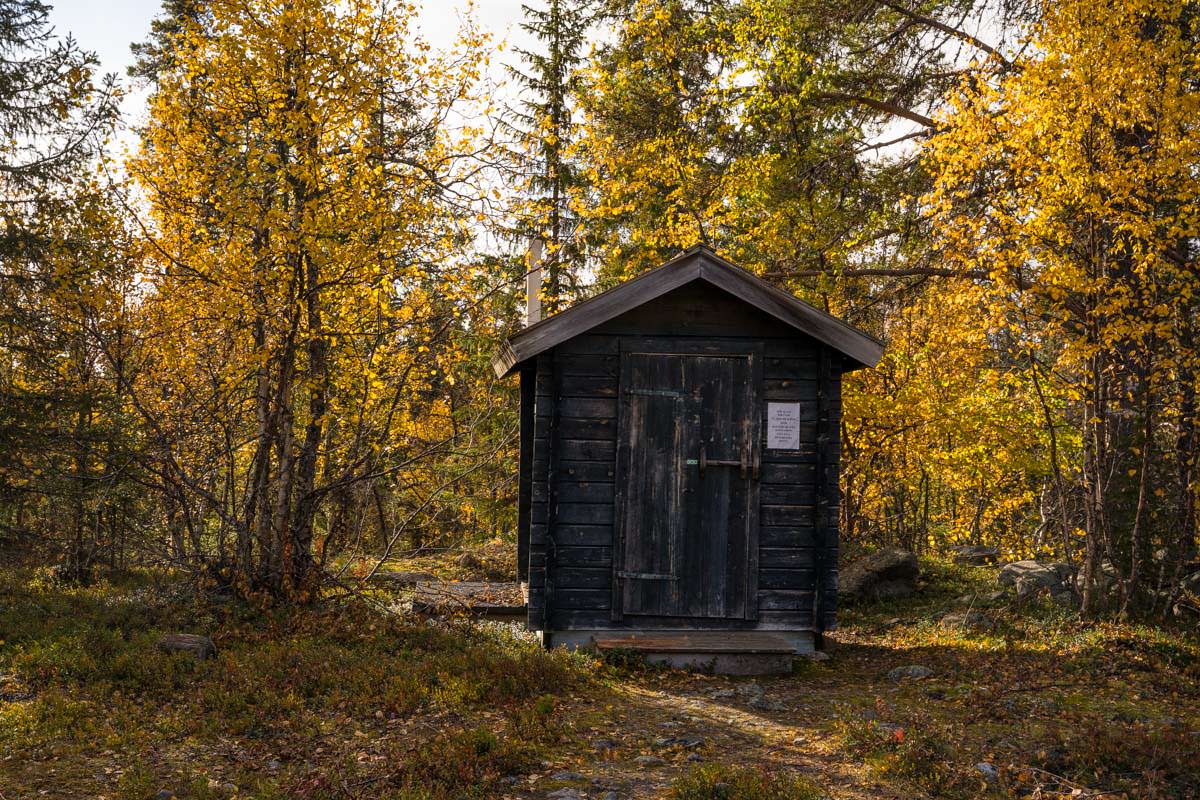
[
  {"xmin": 1032, "ymin": 717, "xmax": 1200, "ymax": 798},
  {"xmin": 835, "ymin": 701, "xmax": 958, "ymax": 790},
  {"xmin": 389, "ymin": 724, "xmax": 541, "ymax": 798},
  {"xmin": 667, "ymin": 763, "xmax": 823, "ymax": 800}
]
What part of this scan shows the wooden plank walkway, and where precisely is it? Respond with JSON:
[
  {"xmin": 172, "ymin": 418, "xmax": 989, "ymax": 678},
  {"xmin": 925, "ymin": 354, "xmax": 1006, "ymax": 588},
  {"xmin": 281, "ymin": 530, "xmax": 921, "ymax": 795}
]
[{"xmin": 411, "ymin": 581, "xmax": 526, "ymax": 619}]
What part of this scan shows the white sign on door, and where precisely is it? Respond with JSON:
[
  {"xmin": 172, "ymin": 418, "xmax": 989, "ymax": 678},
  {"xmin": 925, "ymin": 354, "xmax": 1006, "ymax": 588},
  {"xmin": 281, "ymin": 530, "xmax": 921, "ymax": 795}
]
[{"xmin": 767, "ymin": 402, "xmax": 801, "ymax": 450}]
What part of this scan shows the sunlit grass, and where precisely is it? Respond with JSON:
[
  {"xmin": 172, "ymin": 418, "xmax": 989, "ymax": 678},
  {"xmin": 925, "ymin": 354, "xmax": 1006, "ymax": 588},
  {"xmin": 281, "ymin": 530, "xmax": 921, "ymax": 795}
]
[{"xmin": 0, "ymin": 567, "xmax": 591, "ymax": 799}]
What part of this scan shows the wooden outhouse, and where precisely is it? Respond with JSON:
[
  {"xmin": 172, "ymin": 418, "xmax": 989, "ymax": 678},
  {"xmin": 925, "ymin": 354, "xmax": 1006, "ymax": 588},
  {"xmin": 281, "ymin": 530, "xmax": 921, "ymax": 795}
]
[{"xmin": 492, "ymin": 245, "xmax": 883, "ymax": 668}]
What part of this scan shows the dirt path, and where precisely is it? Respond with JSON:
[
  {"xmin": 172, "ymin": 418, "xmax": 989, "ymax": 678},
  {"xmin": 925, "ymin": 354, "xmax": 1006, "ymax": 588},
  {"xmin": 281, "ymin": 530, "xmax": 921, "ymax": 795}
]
[{"xmin": 513, "ymin": 643, "xmax": 907, "ymax": 799}]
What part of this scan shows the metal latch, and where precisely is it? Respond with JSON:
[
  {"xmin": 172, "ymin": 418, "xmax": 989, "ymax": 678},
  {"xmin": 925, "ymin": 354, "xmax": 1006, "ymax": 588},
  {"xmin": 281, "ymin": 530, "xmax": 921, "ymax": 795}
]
[
  {"xmin": 617, "ymin": 570, "xmax": 677, "ymax": 581},
  {"xmin": 699, "ymin": 445, "xmax": 747, "ymax": 478}
]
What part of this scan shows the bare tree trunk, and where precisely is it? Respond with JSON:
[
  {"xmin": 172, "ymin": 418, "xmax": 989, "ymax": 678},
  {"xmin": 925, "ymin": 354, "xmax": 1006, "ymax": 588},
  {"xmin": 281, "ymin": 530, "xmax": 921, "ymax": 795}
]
[{"xmin": 291, "ymin": 247, "xmax": 327, "ymax": 594}]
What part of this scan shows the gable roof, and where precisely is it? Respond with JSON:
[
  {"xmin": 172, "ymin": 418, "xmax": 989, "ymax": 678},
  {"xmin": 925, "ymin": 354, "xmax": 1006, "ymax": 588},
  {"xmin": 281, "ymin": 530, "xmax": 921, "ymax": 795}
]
[{"xmin": 492, "ymin": 244, "xmax": 885, "ymax": 377}]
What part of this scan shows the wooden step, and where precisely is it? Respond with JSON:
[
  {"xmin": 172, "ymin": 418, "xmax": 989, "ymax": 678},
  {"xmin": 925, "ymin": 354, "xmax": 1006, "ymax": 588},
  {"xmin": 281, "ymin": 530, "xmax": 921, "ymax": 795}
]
[
  {"xmin": 592, "ymin": 631, "xmax": 795, "ymax": 654},
  {"xmin": 591, "ymin": 631, "xmax": 796, "ymax": 674}
]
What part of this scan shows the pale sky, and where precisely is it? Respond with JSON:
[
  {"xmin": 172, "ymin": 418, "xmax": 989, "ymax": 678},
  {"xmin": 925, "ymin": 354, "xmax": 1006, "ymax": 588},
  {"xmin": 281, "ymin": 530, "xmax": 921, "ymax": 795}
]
[{"xmin": 47, "ymin": 0, "xmax": 534, "ymax": 124}]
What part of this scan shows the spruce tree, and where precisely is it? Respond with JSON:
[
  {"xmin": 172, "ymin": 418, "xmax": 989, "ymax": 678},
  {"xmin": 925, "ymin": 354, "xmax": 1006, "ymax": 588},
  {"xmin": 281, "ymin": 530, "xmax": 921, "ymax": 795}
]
[
  {"xmin": 507, "ymin": 0, "xmax": 591, "ymax": 313},
  {"xmin": 0, "ymin": 0, "xmax": 121, "ymax": 577}
]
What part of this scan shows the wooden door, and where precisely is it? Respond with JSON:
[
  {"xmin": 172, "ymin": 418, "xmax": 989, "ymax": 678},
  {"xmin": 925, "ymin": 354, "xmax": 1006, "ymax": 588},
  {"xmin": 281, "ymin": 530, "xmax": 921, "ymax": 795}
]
[{"xmin": 615, "ymin": 346, "xmax": 759, "ymax": 619}]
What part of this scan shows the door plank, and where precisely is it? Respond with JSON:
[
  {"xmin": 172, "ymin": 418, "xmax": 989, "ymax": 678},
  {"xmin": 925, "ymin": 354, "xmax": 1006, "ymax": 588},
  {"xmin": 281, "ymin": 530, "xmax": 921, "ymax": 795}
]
[{"xmin": 615, "ymin": 342, "xmax": 761, "ymax": 621}]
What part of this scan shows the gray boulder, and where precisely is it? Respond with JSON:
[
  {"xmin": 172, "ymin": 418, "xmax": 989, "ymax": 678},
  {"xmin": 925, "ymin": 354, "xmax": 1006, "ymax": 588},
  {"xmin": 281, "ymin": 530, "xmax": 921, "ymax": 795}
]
[
  {"xmin": 1050, "ymin": 589, "xmax": 1078, "ymax": 608},
  {"xmin": 1015, "ymin": 575, "xmax": 1046, "ymax": 600},
  {"xmin": 839, "ymin": 548, "xmax": 919, "ymax": 603},
  {"xmin": 157, "ymin": 634, "xmax": 217, "ymax": 661},
  {"xmin": 952, "ymin": 545, "xmax": 1001, "ymax": 565},
  {"xmin": 998, "ymin": 560, "xmax": 1072, "ymax": 592}
]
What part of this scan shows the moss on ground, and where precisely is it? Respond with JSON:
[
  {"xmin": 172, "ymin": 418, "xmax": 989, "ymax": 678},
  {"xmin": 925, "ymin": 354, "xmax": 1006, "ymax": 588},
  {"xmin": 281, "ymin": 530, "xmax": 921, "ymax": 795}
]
[{"xmin": 1, "ymin": 558, "xmax": 1197, "ymax": 799}]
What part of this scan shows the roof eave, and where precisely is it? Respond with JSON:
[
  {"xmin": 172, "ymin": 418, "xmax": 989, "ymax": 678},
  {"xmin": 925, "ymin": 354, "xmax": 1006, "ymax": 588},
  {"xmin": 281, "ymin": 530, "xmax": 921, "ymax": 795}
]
[{"xmin": 494, "ymin": 245, "xmax": 886, "ymax": 377}]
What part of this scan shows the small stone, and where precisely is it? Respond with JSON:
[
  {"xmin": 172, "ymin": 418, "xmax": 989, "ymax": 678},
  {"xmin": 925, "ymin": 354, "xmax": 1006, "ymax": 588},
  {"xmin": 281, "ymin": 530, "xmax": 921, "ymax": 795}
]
[
  {"xmin": 678, "ymin": 737, "xmax": 704, "ymax": 749},
  {"xmin": 600, "ymin": 793, "xmax": 621, "ymax": 800},
  {"xmin": 155, "ymin": 791, "xmax": 176, "ymax": 800},
  {"xmin": 157, "ymin": 633, "xmax": 217, "ymax": 661},
  {"xmin": 594, "ymin": 738, "xmax": 619, "ymax": 751},
  {"xmin": 940, "ymin": 611, "xmax": 993, "ymax": 632},
  {"xmin": 709, "ymin": 688, "xmax": 735, "ymax": 700},
  {"xmin": 500, "ymin": 776, "xmax": 519, "ymax": 785},
  {"xmin": 652, "ymin": 736, "xmax": 674, "ymax": 748},
  {"xmin": 633, "ymin": 755, "xmax": 666, "ymax": 767},
  {"xmin": 551, "ymin": 771, "xmax": 585, "ymax": 782},
  {"xmin": 686, "ymin": 753, "xmax": 704, "ymax": 762},
  {"xmin": 804, "ymin": 651, "xmax": 831, "ymax": 661},
  {"xmin": 887, "ymin": 664, "xmax": 933, "ymax": 682},
  {"xmin": 455, "ymin": 551, "xmax": 483, "ymax": 570},
  {"xmin": 749, "ymin": 696, "xmax": 786, "ymax": 712},
  {"xmin": 735, "ymin": 682, "xmax": 764, "ymax": 699},
  {"xmin": 952, "ymin": 545, "xmax": 1001, "ymax": 565},
  {"xmin": 266, "ymin": 760, "xmax": 281, "ymax": 771},
  {"xmin": 546, "ymin": 790, "xmax": 582, "ymax": 800},
  {"xmin": 975, "ymin": 762, "xmax": 999, "ymax": 782}
]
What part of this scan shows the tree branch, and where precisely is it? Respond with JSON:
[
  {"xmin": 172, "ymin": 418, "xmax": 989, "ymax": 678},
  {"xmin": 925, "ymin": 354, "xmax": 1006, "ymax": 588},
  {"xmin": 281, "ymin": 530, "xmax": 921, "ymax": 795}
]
[
  {"xmin": 875, "ymin": 0, "xmax": 1012, "ymax": 69},
  {"xmin": 817, "ymin": 92, "xmax": 936, "ymax": 128}
]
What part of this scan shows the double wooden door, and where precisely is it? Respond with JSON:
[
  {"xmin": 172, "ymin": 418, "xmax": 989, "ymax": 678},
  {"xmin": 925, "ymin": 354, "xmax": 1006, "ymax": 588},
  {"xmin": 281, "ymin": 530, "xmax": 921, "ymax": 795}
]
[{"xmin": 614, "ymin": 343, "xmax": 760, "ymax": 620}]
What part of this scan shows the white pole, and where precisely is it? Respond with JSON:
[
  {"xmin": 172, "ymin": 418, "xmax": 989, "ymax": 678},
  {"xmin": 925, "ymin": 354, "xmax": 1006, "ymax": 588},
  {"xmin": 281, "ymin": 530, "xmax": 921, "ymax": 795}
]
[{"xmin": 525, "ymin": 238, "xmax": 544, "ymax": 326}]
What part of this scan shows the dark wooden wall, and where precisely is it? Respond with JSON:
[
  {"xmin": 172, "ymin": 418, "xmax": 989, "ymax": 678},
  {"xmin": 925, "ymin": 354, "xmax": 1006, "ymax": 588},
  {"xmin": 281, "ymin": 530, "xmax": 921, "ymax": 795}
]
[{"xmin": 520, "ymin": 283, "xmax": 843, "ymax": 635}]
